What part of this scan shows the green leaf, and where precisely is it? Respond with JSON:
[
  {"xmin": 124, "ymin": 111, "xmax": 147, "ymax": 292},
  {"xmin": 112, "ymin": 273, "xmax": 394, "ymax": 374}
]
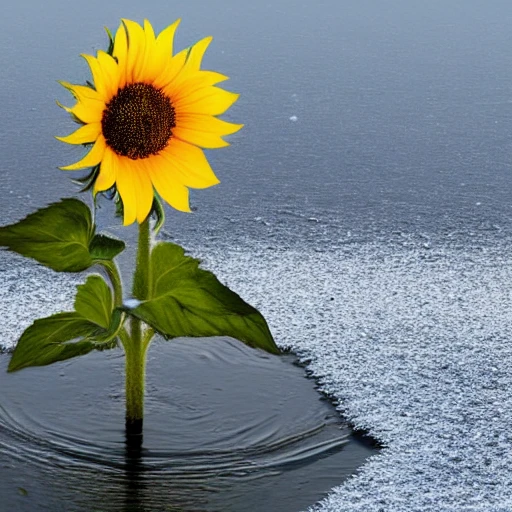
[
  {"xmin": 89, "ymin": 234, "xmax": 125, "ymax": 261},
  {"xmin": 126, "ymin": 242, "xmax": 279, "ymax": 354},
  {"xmin": 0, "ymin": 198, "xmax": 124, "ymax": 271},
  {"xmin": 8, "ymin": 275, "xmax": 119, "ymax": 372},
  {"xmin": 74, "ymin": 274, "xmax": 113, "ymax": 329},
  {"xmin": 0, "ymin": 199, "xmax": 92, "ymax": 271},
  {"xmin": 8, "ymin": 313, "xmax": 103, "ymax": 371}
]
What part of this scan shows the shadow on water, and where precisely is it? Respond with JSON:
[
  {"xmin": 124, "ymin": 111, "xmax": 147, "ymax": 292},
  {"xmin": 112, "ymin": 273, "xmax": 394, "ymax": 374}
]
[{"xmin": 0, "ymin": 337, "xmax": 378, "ymax": 512}]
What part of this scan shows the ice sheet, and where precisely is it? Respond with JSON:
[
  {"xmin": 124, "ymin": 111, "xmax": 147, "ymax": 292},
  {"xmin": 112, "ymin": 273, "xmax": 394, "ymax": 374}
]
[{"xmin": 202, "ymin": 242, "xmax": 512, "ymax": 512}]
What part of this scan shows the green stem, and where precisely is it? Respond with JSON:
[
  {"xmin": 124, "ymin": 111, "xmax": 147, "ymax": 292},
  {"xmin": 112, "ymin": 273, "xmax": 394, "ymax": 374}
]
[
  {"xmin": 142, "ymin": 327, "xmax": 156, "ymax": 351},
  {"xmin": 118, "ymin": 326, "xmax": 131, "ymax": 347},
  {"xmin": 133, "ymin": 217, "xmax": 151, "ymax": 301},
  {"xmin": 124, "ymin": 217, "xmax": 152, "ymax": 426},
  {"xmin": 96, "ymin": 259, "xmax": 123, "ymax": 307},
  {"xmin": 124, "ymin": 334, "xmax": 147, "ymax": 425}
]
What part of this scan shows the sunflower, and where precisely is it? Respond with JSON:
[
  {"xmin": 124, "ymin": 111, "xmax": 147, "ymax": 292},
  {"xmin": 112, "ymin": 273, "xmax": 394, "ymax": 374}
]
[{"xmin": 57, "ymin": 19, "xmax": 242, "ymax": 225}]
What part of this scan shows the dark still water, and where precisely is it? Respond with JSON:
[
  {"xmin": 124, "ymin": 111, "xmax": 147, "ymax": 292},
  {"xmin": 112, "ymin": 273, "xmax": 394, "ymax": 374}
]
[{"xmin": 0, "ymin": 339, "xmax": 375, "ymax": 512}]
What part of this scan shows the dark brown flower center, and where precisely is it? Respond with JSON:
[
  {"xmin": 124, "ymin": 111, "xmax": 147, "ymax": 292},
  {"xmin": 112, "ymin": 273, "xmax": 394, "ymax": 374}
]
[{"xmin": 101, "ymin": 83, "xmax": 175, "ymax": 160}]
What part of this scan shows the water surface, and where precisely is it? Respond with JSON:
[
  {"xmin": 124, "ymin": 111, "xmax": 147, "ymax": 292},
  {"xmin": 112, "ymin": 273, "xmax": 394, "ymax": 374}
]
[
  {"xmin": 2, "ymin": 0, "xmax": 512, "ymax": 244},
  {"xmin": 0, "ymin": 338, "xmax": 375, "ymax": 512}
]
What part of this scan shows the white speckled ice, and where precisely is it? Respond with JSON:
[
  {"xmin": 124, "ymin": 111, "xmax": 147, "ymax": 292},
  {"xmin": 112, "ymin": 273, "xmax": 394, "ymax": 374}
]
[{"xmin": 2, "ymin": 241, "xmax": 512, "ymax": 511}]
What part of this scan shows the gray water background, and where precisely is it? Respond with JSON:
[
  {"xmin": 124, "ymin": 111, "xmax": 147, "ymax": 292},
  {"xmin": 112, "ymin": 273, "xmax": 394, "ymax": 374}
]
[{"xmin": 2, "ymin": 0, "xmax": 512, "ymax": 248}]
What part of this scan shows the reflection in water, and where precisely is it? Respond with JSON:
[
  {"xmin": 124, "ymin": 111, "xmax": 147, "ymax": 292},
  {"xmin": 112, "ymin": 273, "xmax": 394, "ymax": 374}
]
[{"xmin": 124, "ymin": 422, "xmax": 146, "ymax": 512}]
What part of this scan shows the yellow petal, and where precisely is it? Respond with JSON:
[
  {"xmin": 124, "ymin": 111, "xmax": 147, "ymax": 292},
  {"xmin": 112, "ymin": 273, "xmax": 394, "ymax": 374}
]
[
  {"xmin": 81, "ymin": 54, "xmax": 107, "ymax": 98},
  {"xmin": 113, "ymin": 22, "xmax": 128, "ymax": 88},
  {"xmin": 156, "ymin": 19, "xmax": 180, "ymax": 57},
  {"xmin": 172, "ymin": 126, "xmax": 229, "ymax": 148},
  {"xmin": 178, "ymin": 113, "xmax": 243, "ymax": 135},
  {"xmin": 116, "ymin": 158, "xmax": 154, "ymax": 225},
  {"xmin": 160, "ymin": 138, "xmax": 220, "ymax": 189},
  {"xmin": 184, "ymin": 36, "xmax": 212, "ymax": 72},
  {"xmin": 134, "ymin": 160, "xmax": 157, "ymax": 223},
  {"xmin": 173, "ymin": 114, "xmax": 242, "ymax": 148},
  {"xmin": 152, "ymin": 50, "xmax": 187, "ymax": 90},
  {"xmin": 144, "ymin": 19, "xmax": 182, "ymax": 87},
  {"xmin": 122, "ymin": 19, "xmax": 146, "ymax": 84},
  {"xmin": 162, "ymin": 69, "xmax": 228, "ymax": 103},
  {"xmin": 138, "ymin": 20, "xmax": 158, "ymax": 80},
  {"xmin": 67, "ymin": 99, "xmax": 104, "ymax": 124},
  {"xmin": 60, "ymin": 135, "xmax": 107, "ymax": 170},
  {"xmin": 159, "ymin": 36, "xmax": 221, "ymax": 99},
  {"xmin": 173, "ymin": 86, "xmax": 239, "ymax": 116},
  {"xmin": 197, "ymin": 71, "xmax": 229, "ymax": 86},
  {"xmin": 58, "ymin": 82, "xmax": 105, "ymax": 123},
  {"xmin": 143, "ymin": 19, "xmax": 180, "ymax": 83},
  {"xmin": 56, "ymin": 122, "xmax": 101, "ymax": 145},
  {"xmin": 59, "ymin": 81, "xmax": 104, "ymax": 103},
  {"xmin": 147, "ymin": 159, "xmax": 191, "ymax": 212},
  {"xmin": 143, "ymin": 19, "xmax": 156, "ymax": 46},
  {"xmin": 94, "ymin": 148, "xmax": 118, "ymax": 192},
  {"xmin": 96, "ymin": 50, "xmax": 121, "ymax": 101},
  {"xmin": 116, "ymin": 166, "xmax": 137, "ymax": 225}
]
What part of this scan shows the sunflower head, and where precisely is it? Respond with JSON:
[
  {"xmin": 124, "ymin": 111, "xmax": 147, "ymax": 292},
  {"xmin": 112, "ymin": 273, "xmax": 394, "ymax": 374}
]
[{"xmin": 57, "ymin": 19, "xmax": 242, "ymax": 225}]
